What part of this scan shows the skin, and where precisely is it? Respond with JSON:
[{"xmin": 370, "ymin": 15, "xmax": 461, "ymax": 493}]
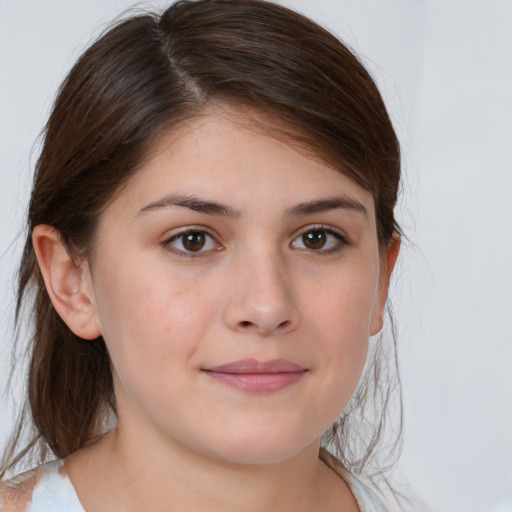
[{"xmin": 33, "ymin": 110, "xmax": 399, "ymax": 512}]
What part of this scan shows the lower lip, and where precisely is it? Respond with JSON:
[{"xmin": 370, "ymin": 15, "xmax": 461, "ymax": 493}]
[{"xmin": 203, "ymin": 371, "xmax": 306, "ymax": 393}]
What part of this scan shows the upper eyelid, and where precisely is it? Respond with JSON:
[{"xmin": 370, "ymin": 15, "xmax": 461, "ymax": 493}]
[
  {"xmin": 162, "ymin": 225, "xmax": 220, "ymax": 243},
  {"xmin": 292, "ymin": 224, "xmax": 348, "ymax": 241}
]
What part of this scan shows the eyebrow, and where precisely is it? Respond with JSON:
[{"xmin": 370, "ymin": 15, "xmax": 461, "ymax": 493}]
[
  {"xmin": 136, "ymin": 193, "xmax": 367, "ymax": 218},
  {"xmin": 285, "ymin": 197, "xmax": 367, "ymax": 218},
  {"xmin": 136, "ymin": 193, "xmax": 241, "ymax": 218}
]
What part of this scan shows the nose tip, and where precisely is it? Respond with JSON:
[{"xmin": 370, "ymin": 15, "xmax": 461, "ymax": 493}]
[{"xmin": 223, "ymin": 264, "xmax": 299, "ymax": 336}]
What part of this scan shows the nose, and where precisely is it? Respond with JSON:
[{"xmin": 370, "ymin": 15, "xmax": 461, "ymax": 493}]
[{"xmin": 223, "ymin": 251, "xmax": 300, "ymax": 336}]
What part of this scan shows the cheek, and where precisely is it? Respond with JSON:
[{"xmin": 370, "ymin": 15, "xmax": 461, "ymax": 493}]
[
  {"xmin": 92, "ymin": 258, "xmax": 217, "ymax": 381},
  {"xmin": 305, "ymin": 264, "xmax": 378, "ymax": 413},
  {"xmin": 311, "ymin": 263, "xmax": 379, "ymax": 344}
]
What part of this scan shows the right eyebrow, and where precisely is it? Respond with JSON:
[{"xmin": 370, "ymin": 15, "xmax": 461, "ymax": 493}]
[{"xmin": 135, "ymin": 193, "xmax": 241, "ymax": 218}]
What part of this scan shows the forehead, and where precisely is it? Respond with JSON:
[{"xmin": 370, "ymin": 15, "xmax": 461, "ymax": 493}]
[{"xmin": 106, "ymin": 109, "xmax": 376, "ymax": 222}]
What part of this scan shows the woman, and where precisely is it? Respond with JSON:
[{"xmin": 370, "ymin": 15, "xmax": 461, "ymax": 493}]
[{"xmin": 0, "ymin": 1, "xmax": 402, "ymax": 510}]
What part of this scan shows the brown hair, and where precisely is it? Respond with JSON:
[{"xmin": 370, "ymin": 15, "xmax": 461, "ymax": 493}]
[{"xmin": 2, "ymin": 0, "xmax": 402, "ymax": 489}]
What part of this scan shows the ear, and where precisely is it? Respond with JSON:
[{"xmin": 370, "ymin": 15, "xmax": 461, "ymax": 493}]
[
  {"xmin": 32, "ymin": 225, "xmax": 102, "ymax": 340},
  {"xmin": 369, "ymin": 234, "xmax": 400, "ymax": 336}
]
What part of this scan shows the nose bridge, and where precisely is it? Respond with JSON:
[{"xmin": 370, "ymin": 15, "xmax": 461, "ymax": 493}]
[
  {"xmin": 224, "ymin": 241, "xmax": 299, "ymax": 335},
  {"xmin": 246, "ymin": 245, "xmax": 289, "ymax": 306}
]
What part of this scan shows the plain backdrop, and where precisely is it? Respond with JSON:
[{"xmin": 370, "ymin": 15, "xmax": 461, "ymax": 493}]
[{"xmin": 1, "ymin": 1, "xmax": 511, "ymax": 511}]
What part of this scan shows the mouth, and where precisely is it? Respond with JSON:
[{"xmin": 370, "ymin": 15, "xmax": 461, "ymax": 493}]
[{"xmin": 201, "ymin": 358, "xmax": 308, "ymax": 393}]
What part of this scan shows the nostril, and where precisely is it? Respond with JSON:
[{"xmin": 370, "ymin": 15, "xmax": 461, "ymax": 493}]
[{"xmin": 237, "ymin": 319, "xmax": 292, "ymax": 332}]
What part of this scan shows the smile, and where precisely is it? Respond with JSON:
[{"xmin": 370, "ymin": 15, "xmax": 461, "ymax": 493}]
[{"xmin": 202, "ymin": 358, "xmax": 308, "ymax": 393}]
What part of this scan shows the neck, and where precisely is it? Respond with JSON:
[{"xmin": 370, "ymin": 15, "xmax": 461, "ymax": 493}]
[
  {"xmin": 113, "ymin": 425, "xmax": 322, "ymax": 512},
  {"xmin": 66, "ymin": 424, "xmax": 355, "ymax": 512}
]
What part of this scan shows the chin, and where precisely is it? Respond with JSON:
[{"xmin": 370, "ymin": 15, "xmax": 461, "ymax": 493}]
[{"xmin": 199, "ymin": 425, "xmax": 316, "ymax": 466}]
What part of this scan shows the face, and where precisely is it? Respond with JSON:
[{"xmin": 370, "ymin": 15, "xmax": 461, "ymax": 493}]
[{"xmin": 86, "ymin": 111, "xmax": 391, "ymax": 464}]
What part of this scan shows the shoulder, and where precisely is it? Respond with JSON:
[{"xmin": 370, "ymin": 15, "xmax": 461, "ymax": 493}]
[
  {"xmin": 319, "ymin": 448, "xmax": 388, "ymax": 512},
  {"xmin": 0, "ymin": 460, "xmax": 84, "ymax": 512},
  {"xmin": 1, "ymin": 464, "xmax": 44, "ymax": 512}
]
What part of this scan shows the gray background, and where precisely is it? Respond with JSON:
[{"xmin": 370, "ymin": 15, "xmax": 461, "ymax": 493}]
[{"xmin": 1, "ymin": 1, "xmax": 511, "ymax": 511}]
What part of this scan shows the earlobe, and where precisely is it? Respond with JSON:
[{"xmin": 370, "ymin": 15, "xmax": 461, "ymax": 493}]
[
  {"xmin": 369, "ymin": 235, "xmax": 400, "ymax": 336},
  {"xmin": 32, "ymin": 225, "xmax": 102, "ymax": 340}
]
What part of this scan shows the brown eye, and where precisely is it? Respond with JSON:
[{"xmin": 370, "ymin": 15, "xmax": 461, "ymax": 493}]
[
  {"xmin": 302, "ymin": 230, "xmax": 327, "ymax": 249},
  {"xmin": 291, "ymin": 227, "xmax": 347, "ymax": 253},
  {"xmin": 165, "ymin": 229, "xmax": 219, "ymax": 256},
  {"xmin": 182, "ymin": 231, "xmax": 206, "ymax": 251}
]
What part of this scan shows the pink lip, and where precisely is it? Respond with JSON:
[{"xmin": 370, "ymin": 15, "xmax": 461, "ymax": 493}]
[{"xmin": 202, "ymin": 359, "xmax": 307, "ymax": 393}]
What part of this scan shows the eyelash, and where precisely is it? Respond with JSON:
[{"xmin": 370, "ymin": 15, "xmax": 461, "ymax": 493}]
[{"xmin": 161, "ymin": 224, "xmax": 349, "ymax": 258}]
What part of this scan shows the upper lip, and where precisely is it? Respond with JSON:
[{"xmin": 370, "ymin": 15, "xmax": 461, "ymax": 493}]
[{"xmin": 202, "ymin": 358, "xmax": 306, "ymax": 374}]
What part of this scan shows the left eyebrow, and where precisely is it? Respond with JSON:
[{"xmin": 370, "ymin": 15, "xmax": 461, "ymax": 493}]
[{"xmin": 286, "ymin": 196, "xmax": 368, "ymax": 218}]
